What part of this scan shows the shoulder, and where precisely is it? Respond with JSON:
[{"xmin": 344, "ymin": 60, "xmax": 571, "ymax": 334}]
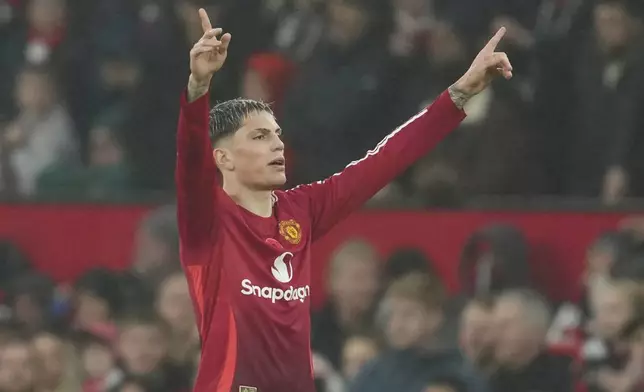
[{"xmin": 274, "ymin": 188, "xmax": 312, "ymax": 215}]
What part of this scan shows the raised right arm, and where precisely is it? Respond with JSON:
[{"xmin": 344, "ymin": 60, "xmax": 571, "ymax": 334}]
[
  {"xmin": 175, "ymin": 77, "xmax": 218, "ymax": 248},
  {"xmin": 176, "ymin": 8, "xmax": 231, "ymax": 251}
]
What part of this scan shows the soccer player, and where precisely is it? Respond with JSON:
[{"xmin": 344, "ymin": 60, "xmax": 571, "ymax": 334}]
[{"xmin": 177, "ymin": 8, "xmax": 512, "ymax": 392}]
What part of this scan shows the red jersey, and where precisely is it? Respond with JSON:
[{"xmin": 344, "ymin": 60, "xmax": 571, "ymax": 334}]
[{"xmin": 175, "ymin": 90, "xmax": 465, "ymax": 392}]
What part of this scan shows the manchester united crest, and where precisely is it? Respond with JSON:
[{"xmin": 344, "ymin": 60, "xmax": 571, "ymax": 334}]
[{"xmin": 279, "ymin": 219, "xmax": 301, "ymax": 245}]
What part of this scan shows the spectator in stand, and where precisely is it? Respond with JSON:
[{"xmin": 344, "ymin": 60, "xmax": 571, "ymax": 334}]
[
  {"xmin": 311, "ymin": 353, "xmax": 346, "ymax": 392},
  {"xmin": 281, "ymin": 0, "xmax": 400, "ymax": 184},
  {"xmin": 78, "ymin": 331, "xmax": 123, "ymax": 392},
  {"xmin": 614, "ymin": 311, "xmax": 644, "ymax": 392},
  {"xmin": 0, "ymin": 0, "xmax": 72, "ymax": 117},
  {"xmin": 31, "ymin": 330, "xmax": 82, "ymax": 392},
  {"xmin": 270, "ymin": 0, "xmax": 325, "ymax": 63},
  {"xmin": 312, "ymin": 239, "xmax": 381, "ymax": 369},
  {"xmin": 155, "ymin": 272, "xmax": 198, "ymax": 367},
  {"xmin": 388, "ymin": 0, "xmax": 434, "ymax": 59},
  {"xmin": 0, "ymin": 320, "xmax": 23, "ymax": 347},
  {"xmin": 0, "ymin": 337, "xmax": 37, "ymax": 392},
  {"xmin": 549, "ymin": 229, "xmax": 642, "ymax": 348},
  {"xmin": 459, "ymin": 224, "xmax": 532, "ymax": 298},
  {"xmin": 382, "ymin": 247, "xmax": 434, "ymax": 286},
  {"xmin": 37, "ymin": 109, "xmax": 134, "ymax": 199},
  {"xmin": 459, "ymin": 296, "xmax": 496, "ymax": 375},
  {"xmin": 559, "ymin": 0, "xmax": 644, "ymax": 203},
  {"xmin": 490, "ymin": 289, "xmax": 573, "ymax": 392},
  {"xmin": 110, "ymin": 376, "xmax": 151, "ymax": 392},
  {"xmin": 116, "ymin": 314, "xmax": 191, "ymax": 392},
  {"xmin": 341, "ymin": 333, "xmax": 381, "ymax": 382},
  {"xmin": 424, "ymin": 376, "xmax": 468, "ymax": 392},
  {"xmin": 0, "ymin": 0, "xmax": 24, "ymax": 117},
  {"xmin": 351, "ymin": 273, "xmax": 487, "ymax": 392},
  {"xmin": 0, "ymin": 240, "xmax": 31, "ymax": 292},
  {"xmin": 582, "ymin": 279, "xmax": 644, "ymax": 392},
  {"xmin": 72, "ymin": 269, "xmax": 120, "ymax": 338},
  {"xmin": 242, "ymin": 53, "xmax": 297, "ymax": 118},
  {"xmin": 5, "ymin": 272, "xmax": 56, "ymax": 333},
  {"xmin": 402, "ymin": 16, "xmax": 544, "ymax": 200},
  {"xmin": 0, "ymin": 65, "xmax": 77, "ymax": 196},
  {"xmin": 130, "ymin": 205, "xmax": 181, "ymax": 290}
]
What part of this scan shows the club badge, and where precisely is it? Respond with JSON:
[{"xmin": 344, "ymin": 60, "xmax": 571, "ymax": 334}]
[{"xmin": 279, "ymin": 219, "xmax": 302, "ymax": 245}]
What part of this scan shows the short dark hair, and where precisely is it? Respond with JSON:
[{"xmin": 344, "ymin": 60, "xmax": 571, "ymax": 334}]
[{"xmin": 209, "ymin": 99, "xmax": 273, "ymax": 147}]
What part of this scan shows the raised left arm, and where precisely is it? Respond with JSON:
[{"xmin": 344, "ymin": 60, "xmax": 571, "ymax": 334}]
[{"xmin": 288, "ymin": 28, "xmax": 513, "ymax": 240}]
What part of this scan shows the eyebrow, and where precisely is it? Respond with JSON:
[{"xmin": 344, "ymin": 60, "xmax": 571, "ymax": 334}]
[{"xmin": 255, "ymin": 127, "xmax": 282, "ymax": 135}]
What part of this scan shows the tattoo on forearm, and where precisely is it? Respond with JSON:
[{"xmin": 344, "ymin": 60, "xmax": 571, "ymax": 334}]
[
  {"xmin": 448, "ymin": 84, "xmax": 472, "ymax": 110},
  {"xmin": 187, "ymin": 76, "xmax": 211, "ymax": 102}
]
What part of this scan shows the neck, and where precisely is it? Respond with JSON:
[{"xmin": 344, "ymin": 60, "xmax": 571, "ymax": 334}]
[{"xmin": 223, "ymin": 181, "xmax": 273, "ymax": 218}]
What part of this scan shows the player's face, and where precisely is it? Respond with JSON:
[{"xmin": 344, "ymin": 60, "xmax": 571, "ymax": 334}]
[{"xmin": 226, "ymin": 111, "xmax": 286, "ymax": 189}]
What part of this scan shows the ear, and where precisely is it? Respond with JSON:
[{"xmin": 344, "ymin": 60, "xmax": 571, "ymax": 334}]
[{"xmin": 213, "ymin": 147, "xmax": 234, "ymax": 171}]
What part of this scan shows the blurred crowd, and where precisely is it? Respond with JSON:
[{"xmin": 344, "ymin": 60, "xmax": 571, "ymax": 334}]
[
  {"xmin": 1, "ymin": 0, "xmax": 644, "ymax": 205},
  {"xmin": 2, "ymin": 206, "xmax": 644, "ymax": 392},
  {"xmin": 3, "ymin": 0, "xmax": 644, "ymax": 391}
]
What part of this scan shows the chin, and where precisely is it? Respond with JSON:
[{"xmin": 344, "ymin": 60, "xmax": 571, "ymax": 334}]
[{"xmin": 267, "ymin": 174, "xmax": 287, "ymax": 189}]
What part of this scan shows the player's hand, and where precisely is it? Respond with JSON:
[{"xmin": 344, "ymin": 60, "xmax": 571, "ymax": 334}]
[
  {"xmin": 189, "ymin": 8, "xmax": 231, "ymax": 85},
  {"xmin": 452, "ymin": 27, "xmax": 512, "ymax": 97}
]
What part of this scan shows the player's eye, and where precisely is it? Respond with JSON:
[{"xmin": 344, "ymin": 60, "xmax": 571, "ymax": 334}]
[{"xmin": 253, "ymin": 134, "xmax": 266, "ymax": 140}]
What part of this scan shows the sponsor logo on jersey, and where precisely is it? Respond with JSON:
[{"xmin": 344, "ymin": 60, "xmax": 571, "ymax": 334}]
[
  {"xmin": 279, "ymin": 219, "xmax": 301, "ymax": 244},
  {"xmin": 241, "ymin": 279, "xmax": 310, "ymax": 303},
  {"xmin": 271, "ymin": 252, "xmax": 293, "ymax": 283},
  {"xmin": 240, "ymin": 252, "xmax": 310, "ymax": 303},
  {"xmin": 239, "ymin": 387, "xmax": 257, "ymax": 392}
]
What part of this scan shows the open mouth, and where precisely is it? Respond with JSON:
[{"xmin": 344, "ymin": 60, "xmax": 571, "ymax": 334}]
[{"xmin": 268, "ymin": 157, "xmax": 285, "ymax": 167}]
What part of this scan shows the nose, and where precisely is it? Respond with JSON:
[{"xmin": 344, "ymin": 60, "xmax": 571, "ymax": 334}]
[{"xmin": 272, "ymin": 135, "xmax": 285, "ymax": 152}]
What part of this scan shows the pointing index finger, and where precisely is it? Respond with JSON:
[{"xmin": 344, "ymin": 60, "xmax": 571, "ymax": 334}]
[
  {"xmin": 199, "ymin": 8, "xmax": 212, "ymax": 33},
  {"xmin": 484, "ymin": 27, "xmax": 506, "ymax": 52}
]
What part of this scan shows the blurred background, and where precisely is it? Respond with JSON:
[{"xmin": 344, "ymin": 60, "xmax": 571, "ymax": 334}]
[{"xmin": 1, "ymin": 0, "xmax": 644, "ymax": 391}]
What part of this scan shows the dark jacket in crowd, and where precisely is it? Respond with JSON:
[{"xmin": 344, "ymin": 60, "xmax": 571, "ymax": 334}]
[
  {"xmin": 281, "ymin": 35, "xmax": 400, "ymax": 184},
  {"xmin": 562, "ymin": 39, "xmax": 644, "ymax": 197},
  {"xmin": 311, "ymin": 301, "xmax": 376, "ymax": 370},
  {"xmin": 350, "ymin": 348, "xmax": 489, "ymax": 392},
  {"xmin": 490, "ymin": 352, "xmax": 573, "ymax": 392}
]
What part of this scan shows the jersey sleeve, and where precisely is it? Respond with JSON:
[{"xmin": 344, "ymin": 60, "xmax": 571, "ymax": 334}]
[
  {"xmin": 175, "ymin": 90, "xmax": 220, "ymax": 257},
  {"xmin": 287, "ymin": 90, "xmax": 465, "ymax": 240}
]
